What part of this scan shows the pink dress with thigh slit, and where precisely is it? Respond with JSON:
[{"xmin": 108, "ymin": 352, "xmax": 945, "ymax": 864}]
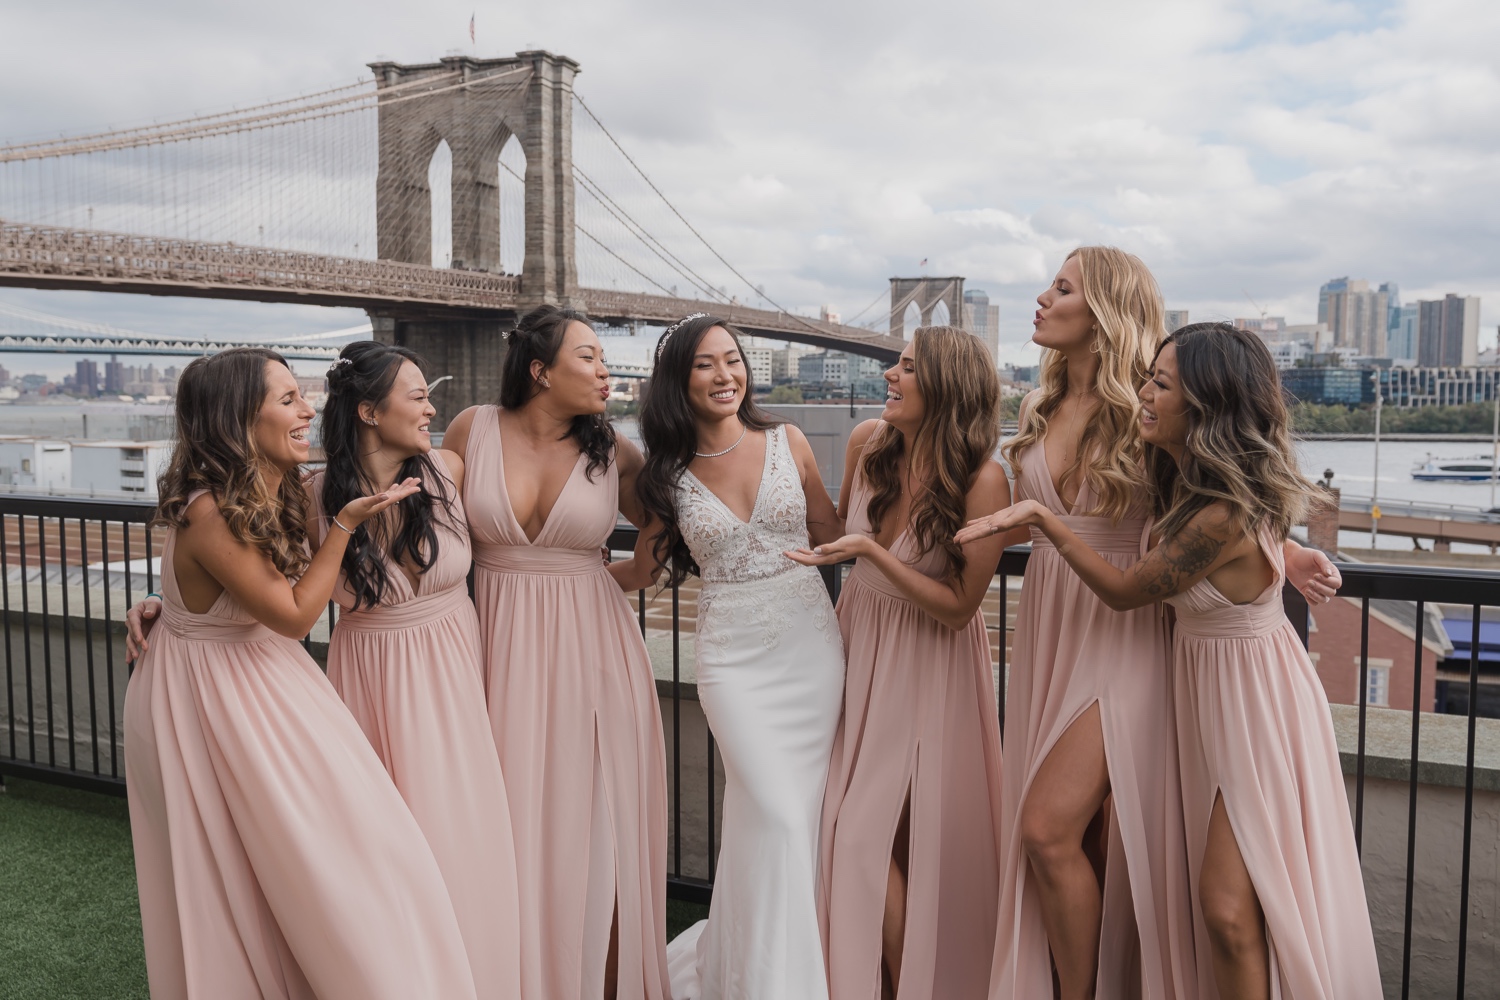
[
  {"xmin": 1168, "ymin": 528, "xmax": 1381, "ymax": 999},
  {"xmin": 819, "ymin": 457, "xmax": 1006, "ymax": 1000},
  {"xmin": 990, "ymin": 445, "xmax": 1196, "ymax": 1000},
  {"xmin": 463, "ymin": 405, "xmax": 671, "ymax": 1000}
]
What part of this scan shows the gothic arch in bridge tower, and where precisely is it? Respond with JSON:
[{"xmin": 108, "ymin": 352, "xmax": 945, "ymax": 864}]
[
  {"xmin": 370, "ymin": 51, "xmax": 580, "ymax": 308},
  {"xmin": 902, "ymin": 301, "xmax": 922, "ymax": 337},
  {"xmin": 888, "ymin": 276, "xmax": 966, "ymax": 339},
  {"xmin": 428, "ymin": 139, "xmax": 453, "ymax": 268}
]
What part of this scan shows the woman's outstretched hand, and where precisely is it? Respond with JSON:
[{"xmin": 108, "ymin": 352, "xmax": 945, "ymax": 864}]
[
  {"xmin": 335, "ymin": 478, "xmax": 424, "ymax": 529},
  {"xmin": 954, "ymin": 498, "xmax": 1047, "ymax": 546},
  {"xmin": 786, "ymin": 534, "xmax": 875, "ymax": 567}
]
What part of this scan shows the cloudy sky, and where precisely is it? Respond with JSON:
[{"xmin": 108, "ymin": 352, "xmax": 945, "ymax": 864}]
[{"xmin": 1, "ymin": 0, "xmax": 1497, "ymax": 376}]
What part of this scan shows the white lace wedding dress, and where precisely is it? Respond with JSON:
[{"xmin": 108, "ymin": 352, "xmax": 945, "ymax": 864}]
[{"xmin": 666, "ymin": 424, "xmax": 846, "ymax": 1000}]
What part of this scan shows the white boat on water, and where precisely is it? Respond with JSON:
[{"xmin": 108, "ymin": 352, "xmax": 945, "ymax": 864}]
[{"xmin": 1412, "ymin": 454, "xmax": 1500, "ymax": 482}]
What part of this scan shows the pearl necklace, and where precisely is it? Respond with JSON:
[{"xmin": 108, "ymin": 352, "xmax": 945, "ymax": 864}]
[{"xmin": 695, "ymin": 424, "xmax": 748, "ymax": 458}]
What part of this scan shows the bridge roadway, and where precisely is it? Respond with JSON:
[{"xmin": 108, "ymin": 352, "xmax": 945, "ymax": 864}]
[
  {"xmin": 1337, "ymin": 495, "xmax": 1500, "ymax": 549},
  {"xmin": 0, "ymin": 220, "xmax": 906, "ymax": 363}
]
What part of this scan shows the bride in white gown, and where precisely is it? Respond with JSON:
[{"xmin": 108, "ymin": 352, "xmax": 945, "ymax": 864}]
[{"xmin": 613, "ymin": 314, "xmax": 846, "ymax": 1000}]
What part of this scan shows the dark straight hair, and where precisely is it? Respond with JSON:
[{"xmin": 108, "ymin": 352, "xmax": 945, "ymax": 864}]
[
  {"xmin": 499, "ymin": 303, "xmax": 615, "ymax": 481},
  {"xmin": 636, "ymin": 314, "xmax": 779, "ymax": 586},
  {"xmin": 321, "ymin": 340, "xmax": 459, "ymax": 610}
]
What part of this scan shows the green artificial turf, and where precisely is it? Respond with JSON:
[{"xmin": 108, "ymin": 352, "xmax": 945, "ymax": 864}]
[
  {"xmin": 666, "ymin": 897, "xmax": 710, "ymax": 939},
  {"xmin": 0, "ymin": 776, "xmax": 149, "ymax": 1000}
]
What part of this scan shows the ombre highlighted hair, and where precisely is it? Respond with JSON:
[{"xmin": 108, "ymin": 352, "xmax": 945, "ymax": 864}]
[
  {"xmin": 1003, "ymin": 246, "xmax": 1164, "ymax": 521},
  {"xmin": 1147, "ymin": 322, "xmax": 1315, "ymax": 542}
]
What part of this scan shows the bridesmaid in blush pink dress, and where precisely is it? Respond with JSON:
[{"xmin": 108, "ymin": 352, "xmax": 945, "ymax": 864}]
[
  {"xmin": 966, "ymin": 323, "xmax": 1379, "ymax": 999},
  {"xmin": 311, "ymin": 342, "xmax": 522, "ymax": 1000},
  {"xmin": 441, "ymin": 305, "xmax": 669, "ymax": 1000},
  {"xmin": 789, "ymin": 327, "xmax": 1009, "ymax": 1000},
  {"xmin": 984, "ymin": 248, "xmax": 1195, "ymax": 1000},
  {"xmin": 124, "ymin": 348, "xmax": 477, "ymax": 1000}
]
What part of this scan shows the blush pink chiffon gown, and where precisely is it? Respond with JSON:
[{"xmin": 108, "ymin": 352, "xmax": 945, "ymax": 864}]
[
  {"xmin": 463, "ymin": 405, "xmax": 671, "ymax": 1000},
  {"xmin": 310, "ymin": 459, "xmax": 523, "ymax": 1000},
  {"xmin": 124, "ymin": 491, "xmax": 478, "ymax": 1000},
  {"xmin": 990, "ymin": 445, "xmax": 1196, "ymax": 999},
  {"xmin": 818, "ymin": 458, "xmax": 1005, "ymax": 1000},
  {"xmin": 1168, "ymin": 528, "xmax": 1381, "ymax": 998}
]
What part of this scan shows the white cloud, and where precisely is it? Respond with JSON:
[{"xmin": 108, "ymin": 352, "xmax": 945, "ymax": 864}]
[{"xmin": 0, "ymin": 0, "xmax": 1497, "ymax": 369}]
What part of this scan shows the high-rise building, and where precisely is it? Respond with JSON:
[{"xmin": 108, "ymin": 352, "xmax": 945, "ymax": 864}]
[
  {"xmin": 1417, "ymin": 294, "xmax": 1481, "ymax": 368},
  {"xmin": 1317, "ymin": 277, "xmax": 1350, "ymax": 326},
  {"xmin": 1165, "ymin": 310, "xmax": 1190, "ymax": 333},
  {"xmin": 1388, "ymin": 305, "xmax": 1420, "ymax": 363},
  {"xmin": 104, "ymin": 355, "xmax": 127, "ymax": 394},
  {"xmin": 962, "ymin": 288, "xmax": 1001, "ymax": 360},
  {"xmin": 73, "ymin": 360, "xmax": 100, "ymax": 397},
  {"xmin": 1318, "ymin": 278, "xmax": 1388, "ymax": 356},
  {"xmin": 1380, "ymin": 281, "xmax": 1401, "ymax": 336}
]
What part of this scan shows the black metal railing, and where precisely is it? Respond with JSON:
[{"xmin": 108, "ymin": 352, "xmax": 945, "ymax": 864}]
[{"xmin": 3, "ymin": 498, "xmax": 1498, "ymax": 997}]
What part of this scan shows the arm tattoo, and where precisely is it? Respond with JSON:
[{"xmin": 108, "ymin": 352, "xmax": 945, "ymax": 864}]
[{"xmin": 1140, "ymin": 523, "xmax": 1225, "ymax": 599}]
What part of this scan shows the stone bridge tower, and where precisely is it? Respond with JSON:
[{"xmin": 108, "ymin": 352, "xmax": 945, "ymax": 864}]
[
  {"xmin": 366, "ymin": 51, "xmax": 582, "ymax": 426},
  {"xmin": 889, "ymin": 276, "xmax": 966, "ymax": 339}
]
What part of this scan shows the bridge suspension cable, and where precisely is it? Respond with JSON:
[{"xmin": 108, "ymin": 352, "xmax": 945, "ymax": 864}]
[
  {"xmin": 0, "ymin": 61, "xmax": 899, "ymax": 355},
  {"xmin": 0, "ymin": 70, "xmax": 538, "ymax": 163},
  {"xmin": 572, "ymin": 93, "xmax": 821, "ymax": 333}
]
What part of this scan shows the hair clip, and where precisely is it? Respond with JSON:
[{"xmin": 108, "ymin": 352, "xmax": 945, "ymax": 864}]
[{"xmin": 655, "ymin": 313, "xmax": 710, "ymax": 361}]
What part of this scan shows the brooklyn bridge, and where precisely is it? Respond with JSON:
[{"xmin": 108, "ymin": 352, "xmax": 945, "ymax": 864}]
[{"xmin": 0, "ymin": 50, "xmax": 935, "ymax": 422}]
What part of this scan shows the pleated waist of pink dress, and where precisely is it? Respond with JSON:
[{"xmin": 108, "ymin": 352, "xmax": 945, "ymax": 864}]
[
  {"xmin": 845, "ymin": 558, "xmax": 916, "ymax": 601},
  {"xmin": 333, "ymin": 584, "xmax": 472, "ymax": 633},
  {"xmin": 161, "ymin": 602, "xmax": 274, "ymax": 643},
  {"xmin": 1028, "ymin": 515, "xmax": 1149, "ymax": 556},
  {"xmin": 471, "ymin": 543, "xmax": 604, "ymax": 577},
  {"xmin": 1171, "ymin": 601, "xmax": 1287, "ymax": 640}
]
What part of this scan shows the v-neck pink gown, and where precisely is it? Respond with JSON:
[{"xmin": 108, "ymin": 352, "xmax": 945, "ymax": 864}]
[
  {"xmin": 124, "ymin": 492, "xmax": 478, "ymax": 1000},
  {"xmin": 990, "ymin": 445, "xmax": 1195, "ymax": 1000},
  {"xmin": 310, "ymin": 458, "xmax": 522, "ymax": 1000},
  {"xmin": 464, "ymin": 405, "xmax": 670, "ymax": 1000},
  {"xmin": 819, "ymin": 459, "xmax": 1005, "ymax": 1000},
  {"xmin": 1169, "ymin": 529, "xmax": 1380, "ymax": 999}
]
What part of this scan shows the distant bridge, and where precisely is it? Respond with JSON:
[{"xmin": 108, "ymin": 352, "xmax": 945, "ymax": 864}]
[
  {"xmin": 0, "ymin": 220, "xmax": 904, "ymax": 359},
  {"xmin": 0, "ymin": 50, "xmax": 910, "ymax": 423}
]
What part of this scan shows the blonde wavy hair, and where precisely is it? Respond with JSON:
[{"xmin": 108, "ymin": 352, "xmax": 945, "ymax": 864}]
[
  {"xmin": 154, "ymin": 348, "xmax": 311, "ymax": 579},
  {"xmin": 861, "ymin": 325, "xmax": 1001, "ymax": 577},
  {"xmin": 1002, "ymin": 246, "xmax": 1164, "ymax": 520},
  {"xmin": 1148, "ymin": 323, "xmax": 1315, "ymax": 541}
]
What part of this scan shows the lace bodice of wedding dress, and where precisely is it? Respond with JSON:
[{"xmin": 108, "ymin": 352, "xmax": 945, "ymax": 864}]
[{"xmin": 675, "ymin": 424, "xmax": 810, "ymax": 585}]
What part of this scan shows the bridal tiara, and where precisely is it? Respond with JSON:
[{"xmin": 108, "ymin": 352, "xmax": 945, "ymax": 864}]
[{"xmin": 655, "ymin": 313, "xmax": 711, "ymax": 361}]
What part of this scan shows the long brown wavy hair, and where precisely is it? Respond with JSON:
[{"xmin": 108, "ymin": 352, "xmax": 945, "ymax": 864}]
[
  {"xmin": 861, "ymin": 325, "xmax": 1000, "ymax": 577},
  {"xmin": 1002, "ymin": 246, "xmax": 1163, "ymax": 520},
  {"xmin": 1148, "ymin": 322, "xmax": 1314, "ymax": 541},
  {"xmin": 154, "ymin": 347, "xmax": 312, "ymax": 578}
]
